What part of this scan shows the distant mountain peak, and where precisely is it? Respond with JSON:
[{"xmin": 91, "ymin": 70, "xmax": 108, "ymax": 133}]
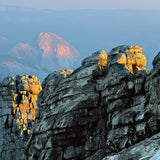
[
  {"xmin": 0, "ymin": 33, "xmax": 80, "ymax": 80},
  {"xmin": 0, "ymin": 36, "xmax": 12, "ymax": 45},
  {"xmin": 38, "ymin": 32, "xmax": 80, "ymax": 58},
  {"xmin": 11, "ymin": 43, "xmax": 32, "ymax": 59}
]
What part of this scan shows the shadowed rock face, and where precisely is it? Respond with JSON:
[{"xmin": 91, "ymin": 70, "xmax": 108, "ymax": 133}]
[
  {"xmin": 22, "ymin": 45, "xmax": 160, "ymax": 160},
  {"xmin": 103, "ymin": 132, "xmax": 160, "ymax": 160},
  {"xmin": 0, "ymin": 75, "xmax": 41, "ymax": 160},
  {"xmin": 2, "ymin": 45, "xmax": 160, "ymax": 160}
]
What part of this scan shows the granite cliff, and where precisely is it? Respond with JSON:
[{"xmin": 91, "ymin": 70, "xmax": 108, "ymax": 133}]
[{"xmin": 1, "ymin": 45, "xmax": 160, "ymax": 160}]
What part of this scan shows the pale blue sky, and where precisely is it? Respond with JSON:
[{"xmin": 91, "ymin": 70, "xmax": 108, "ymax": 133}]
[{"xmin": 0, "ymin": 0, "xmax": 160, "ymax": 10}]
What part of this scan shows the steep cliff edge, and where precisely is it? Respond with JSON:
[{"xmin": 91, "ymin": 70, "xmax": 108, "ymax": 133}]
[
  {"xmin": 0, "ymin": 75, "xmax": 42, "ymax": 160},
  {"xmin": 1, "ymin": 45, "xmax": 160, "ymax": 160},
  {"xmin": 22, "ymin": 45, "xmax": 160, "ymax": 160}
]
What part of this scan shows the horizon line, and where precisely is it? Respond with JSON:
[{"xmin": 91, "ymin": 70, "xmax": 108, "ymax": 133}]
[{"xmin": 1, "ymin": 4, "xmax": 160, "ymax": 12}]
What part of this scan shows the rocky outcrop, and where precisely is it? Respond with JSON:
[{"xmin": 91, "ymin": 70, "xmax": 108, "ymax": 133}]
[
  {"xmin": 2, "ymin": 44, "xmax": 160, "ymax": 160},
  {"xmin": 0, "ymin": 75, "xmax": 41, "ymax": 160},
  {"xmin": 22, "ymin": 45, "xmax": 160, "ymax": 160},
  {"xmin": 109, "ymin": 45, "xmax": 149, "ymax": 74},
  {"xmin": 103, "ymin": 132, "xmax": 160, "ymax": 160}
]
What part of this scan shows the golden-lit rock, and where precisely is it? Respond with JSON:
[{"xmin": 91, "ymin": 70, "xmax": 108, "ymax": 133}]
[
  {"xmin": 111, "ymin": 45, "xmax": 149, "ymax": 74},
  {"xmin": 6, "ymin": 75, "xmax": 42, "ymax": 136},
  {"xmin": 12, "ymin": 103, "xmax": 18, "ymax": 108},
  {"xmin": 27, "ymin": 129, "xmax": 31, "ymax": 135},
  {"xmin": 96, "ymin": 51, "xmax": 108, "ymax": 69},
  {"xmin": 29, "ymin": 84, "xmax": 41, "ymax": 95},
  {"xmin": 117, "ymin": 53, "xmax": 127, "ymax": 64},
  {"xmin": 136, "ymin": 66, "xmax": 150, "ymax": 74},
  {"xmin": 57, "ymin": 69, "xmax": 73, "ymax": 78}
]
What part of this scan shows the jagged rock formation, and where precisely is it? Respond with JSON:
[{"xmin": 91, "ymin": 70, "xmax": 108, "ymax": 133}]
[
  {"xmin": 110, "ymin": 45, "xmax": 149, "ymax": 74},
  {"xmin": 0, "ymin": 75, "xmax": 41, "ymax": 160},
  {"xmin": 22, "ymin": 45, "xmax": 160, "ymax": 160},
  {"xmin": 96, "ymin": 50, "xmax": 108, "ymax": 69},
  {"xmin": 2, "ymin": 45, "xmax": 160, "ymax": 160},
  {"xmin": 103, "ymin": 132, "xmax": 160, "ymax": 160}
]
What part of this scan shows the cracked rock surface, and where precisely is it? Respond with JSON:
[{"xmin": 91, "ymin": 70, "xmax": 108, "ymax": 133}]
[
  {"xmin": 24, "ymin": 45, "xmax": 160, "ymax": 160},
  {"xmin": 2, "ymin": 45, "xmax": 160, "ymax": 160},
  {"xmin": 0, "ymin": 75, "xmax": 41, "ymax": 160}
]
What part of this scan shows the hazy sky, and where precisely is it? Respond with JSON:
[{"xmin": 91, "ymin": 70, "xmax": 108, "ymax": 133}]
[{"xmin": 0, "ymin": 0, "xmax": 160, "ymax": 10}]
